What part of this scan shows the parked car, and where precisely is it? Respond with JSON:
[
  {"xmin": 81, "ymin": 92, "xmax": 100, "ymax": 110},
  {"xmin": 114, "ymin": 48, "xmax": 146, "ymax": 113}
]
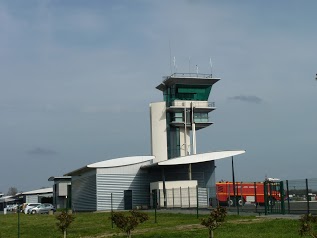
[
  {"xmin": 24, "ymin": 203, "xmax": 41, "ymax": 214},
  {"xmin": 7, "ymin": 204, "xmax": 19, "ymax": 212},
  {"xmin": 29, "ymin": 203, "xmax": 55, "ymax": 214},
  {"xmin": 6, "ymin": 204, "xmax": 14, "ymax": 211}
]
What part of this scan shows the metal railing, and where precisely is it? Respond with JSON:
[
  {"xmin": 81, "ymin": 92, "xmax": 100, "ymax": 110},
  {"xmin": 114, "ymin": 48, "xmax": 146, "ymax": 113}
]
[
  {"xmin": 150, "ymin": 187, "xmax": 209, "ymax": 209},
  {"xmin": 163, "ymin": 73, "xmax": 214, "ymax": 81},
  {"xmin": 171, "ymin": 100, "xmax": 215, "ymax": 108}
]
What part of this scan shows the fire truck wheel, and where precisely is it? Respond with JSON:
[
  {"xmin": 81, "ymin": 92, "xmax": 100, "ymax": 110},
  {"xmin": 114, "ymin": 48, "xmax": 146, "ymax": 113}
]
[
  {"xmin": 227, "ymin": 198, "xmax": 234, "ymax": 206},
  {"xmin": 238, "ymin": 199, "xmax": 244, "ymax": 206},
  {"xmin": 268, "ymin": 198, "xmax": 276, "ymax": 206}
]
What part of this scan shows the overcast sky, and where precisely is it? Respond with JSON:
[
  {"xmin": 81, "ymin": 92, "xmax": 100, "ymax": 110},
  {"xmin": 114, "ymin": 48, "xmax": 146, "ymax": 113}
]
[{"xmin": 1, "ymin": 0, "xmax": 316, "ymax": 193}]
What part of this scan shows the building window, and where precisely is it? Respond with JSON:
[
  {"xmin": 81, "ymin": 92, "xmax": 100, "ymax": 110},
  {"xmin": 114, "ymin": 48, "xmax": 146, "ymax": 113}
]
[
  {"xmin": 194, "ymin": 113, "xmax": 208, "ymax": 122},
  {"xmin": 172, "ymin": 112, "xmax": 183, "ymax": 122}
]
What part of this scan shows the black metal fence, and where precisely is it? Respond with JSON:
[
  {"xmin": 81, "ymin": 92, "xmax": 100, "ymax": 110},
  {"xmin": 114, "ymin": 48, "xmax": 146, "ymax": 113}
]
[
  {"xmin": 284, "ymin": 178, "xmax": 317, "ymax": 215},
  {"xmin": 217, "ymin": 178, "xmax": 317, "ymax": 215},
  {"xmin": 150, "ymin": 178, "xmax": 317, "ymax": 216}
]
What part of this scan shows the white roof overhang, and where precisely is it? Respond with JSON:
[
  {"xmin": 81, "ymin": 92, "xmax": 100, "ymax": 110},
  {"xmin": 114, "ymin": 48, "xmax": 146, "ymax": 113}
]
[
  {"xmin": 22, "ymin": 187, "xmax": 53, "ymax": 195},
  {"xmin": 88, "ymin": 156, "xmax": 154, "ymax": 168},
  {"xmin": 0, "ymin": 196, "xmax": 15, "ymax": 203},
  {"xmin": 158, "ymin": 150, "xmax": 245, "ymax": 166},
  {"xmin": 65, "ymin": 156, "xmax": 155, "ymax": 176}
]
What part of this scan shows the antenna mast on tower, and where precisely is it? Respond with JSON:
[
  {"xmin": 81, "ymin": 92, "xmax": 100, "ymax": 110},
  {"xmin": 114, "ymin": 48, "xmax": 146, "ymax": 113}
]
[{"xmin": 209, "ymin": 58, "xmax": 213, "ymax": 76}]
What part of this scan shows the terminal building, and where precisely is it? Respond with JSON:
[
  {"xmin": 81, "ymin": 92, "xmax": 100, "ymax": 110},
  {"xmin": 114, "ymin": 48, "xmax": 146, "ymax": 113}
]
[{"xmin": 61, "ymin": 73, "xmax": 245, "ymax": 211}]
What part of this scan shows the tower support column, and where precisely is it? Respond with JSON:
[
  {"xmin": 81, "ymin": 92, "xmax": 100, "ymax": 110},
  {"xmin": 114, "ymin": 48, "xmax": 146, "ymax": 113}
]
[
  {"xmin": 192, "ymin": 123, "xmax": 196, "ymax": 154},
  {"xmin": 184, "ymin": 107, "xmax": 188, "ymax": 155},
  {"xmin": 191, "ymin": 102, "xmax": 197, "ymax": 155}
]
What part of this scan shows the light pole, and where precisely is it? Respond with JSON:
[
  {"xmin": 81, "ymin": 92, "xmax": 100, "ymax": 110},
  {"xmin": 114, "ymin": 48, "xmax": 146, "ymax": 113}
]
[
  {"xmin": 17, "ymin": 203, "xmax": 20, "ymax": 238},
  {"xmin": 231, "ymin": 156, "xmax": 239, "ymax": 215}
]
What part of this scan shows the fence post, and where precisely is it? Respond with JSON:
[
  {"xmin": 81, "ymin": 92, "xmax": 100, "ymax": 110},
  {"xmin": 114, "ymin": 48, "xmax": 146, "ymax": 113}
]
[
  {"xmin": 231, "ymin": 157, "xmax": 239, "ymax": 215},
  {"xmin": 196, "ymin": 185, "xmax": 199, "ymax": 219},
  {"xmin": 111, "ymin": 193, "xmax": 113, "ymax": 228},
  {"xmin": 180, "ymin": 187, "xmax": 182, "ymax": 208},
  {"xmin": 240, "ymin": 182, "xmax": 243, "ymax": 207},
  {"xmin": 17, "ymin": 204, "xmax": 20, "ymax": 238},
  {"xmin": 206, "ymin": 188, "xmax": 209, "ymax": 207},
  {"xmin": 66, "ymin": 195, "xmax": 68, "ymax": 212},
  {"xmin": 286, "ymin": 180, "xmax": 290, "ymax": 214},
  {"xmin": 228, "ymin": 183, "xmax": 231, "ymax": 207},
  {"xmin": 269, "ymin": 183, "xmax": 273, "ymax": 214},
  {"xmin": 264, "ymin": 181, "xmax": 268, "ymax": 215},
  {"xmin": 280, "ymin": 181, "xmax": 285, "ymax": 215},
  {"xmin": 154, "ymin": 190, "xmax": 157, "ymax": 223},
  {"xmin": 306, "ymin": 179, "xmax": 310, "ymax": 214},
  {"xmin": 172, "ymin": 188, "xmax": 174, "ymax": 208},
  {"xmin": 254, "ymin": 182, "xmax": 257, "ymax": 213},
  {"xmin": 188, "ymin": 187, "xmax": 190, "ymax": 208}
]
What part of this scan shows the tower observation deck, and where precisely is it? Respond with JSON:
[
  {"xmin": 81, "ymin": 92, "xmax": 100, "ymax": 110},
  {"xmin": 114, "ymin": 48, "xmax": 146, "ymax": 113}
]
[{"xmin": 150, "ymin": 73, "xmax": 220, "ymax": 163}]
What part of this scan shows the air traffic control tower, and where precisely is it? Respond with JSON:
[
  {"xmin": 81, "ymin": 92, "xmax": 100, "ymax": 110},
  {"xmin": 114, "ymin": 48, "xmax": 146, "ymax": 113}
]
[{"xmin": 150, "ymin": 73, "xmax": 220, "ymax": 163}]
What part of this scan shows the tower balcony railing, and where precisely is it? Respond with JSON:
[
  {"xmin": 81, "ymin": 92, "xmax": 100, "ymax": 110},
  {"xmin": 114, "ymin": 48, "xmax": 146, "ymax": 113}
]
[
  {"xmin": 171, "ymin": 100, "xmax": 215, "ymax": 108},
  {"xmin": 163, "ymin": 73, "xmax": 213, "ymax": 80}
]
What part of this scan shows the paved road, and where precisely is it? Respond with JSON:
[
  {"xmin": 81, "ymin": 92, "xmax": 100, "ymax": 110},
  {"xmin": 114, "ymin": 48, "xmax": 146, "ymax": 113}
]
[{"xmin": 1, "ymin": 201, "xmax": 316, "ymax": 216}]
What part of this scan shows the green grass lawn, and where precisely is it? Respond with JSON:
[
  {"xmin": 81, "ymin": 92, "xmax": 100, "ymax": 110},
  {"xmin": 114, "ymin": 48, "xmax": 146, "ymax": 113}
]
[{"xmin": 0, "ymin": 211, "xmax": 303, "ymax": 238}]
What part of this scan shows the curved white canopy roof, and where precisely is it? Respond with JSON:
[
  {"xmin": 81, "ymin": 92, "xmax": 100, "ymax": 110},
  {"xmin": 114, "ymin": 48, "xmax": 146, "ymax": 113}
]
[
  {"xmin": 88, "ymin": 156, "xmax": 154, "ymax": 168},
  {"xmin": 65, "ymin": 155, "xmax": 155, "ymax": 176},
  {"xmin": 0, "ymin": 196, "xmax": 15, "ymax": 202},
  {"xmin": 65, "ymin": 152, "xmax": 244, "ymax": 176},
  {"xmin": 22, "ymin": 187, "xmax": 53, "ymax": 195},
  {"xmin": 158, "ymin": 150, "xmax": 245, "ymax": 166}
]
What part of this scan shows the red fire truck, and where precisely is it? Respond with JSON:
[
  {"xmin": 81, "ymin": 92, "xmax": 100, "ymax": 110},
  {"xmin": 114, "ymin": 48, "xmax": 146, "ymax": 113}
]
[{"xmin": 216, "ymin": 179, "xmax": 283, "ymax": 206}]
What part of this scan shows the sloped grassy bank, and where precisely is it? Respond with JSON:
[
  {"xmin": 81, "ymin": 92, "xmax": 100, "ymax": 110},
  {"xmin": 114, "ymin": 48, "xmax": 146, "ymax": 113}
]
[{"xmin": 0, "ymin": 211, "xmax": 300, "ymax": 238}]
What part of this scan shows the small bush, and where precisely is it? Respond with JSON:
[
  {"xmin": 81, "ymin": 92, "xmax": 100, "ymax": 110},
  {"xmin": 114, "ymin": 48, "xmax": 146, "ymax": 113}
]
[
  {"xmin": 110, "ymin": 210, "xmax": 149, "ymax": 238},
  {"xmin": 56, "ymin": 211, "xmax": 75, "ymax": 238},
  {"xmin": 299, "ymin": 213, "xmax": 317, "ymax": 237},
  {"xmin": 201, "ymin": 206, "xmax": 227, "ymax": 238}
]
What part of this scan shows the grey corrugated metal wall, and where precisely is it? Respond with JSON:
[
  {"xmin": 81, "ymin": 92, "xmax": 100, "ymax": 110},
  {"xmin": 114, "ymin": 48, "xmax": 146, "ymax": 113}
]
[
  {"xmin": 25, "ymin": 195, "xmax": 38, "ymax": 203},
  {"xmin": 70, "ymin": 160, "xmax": 215, "ymax": 211},
  {"xmin": 96, "ymin": 161, "xmax": 152, "ymax": 211},
  {"xmin": 72, "ymin": 171, "xmax": 96, "ymax": 211},
  {"xmin": 97, "ymin": 172, "xmax": 150, "ymax": 210},
  {"xmin": 25, "ymin": 193, "xmax": 52, "ymax": 203}
]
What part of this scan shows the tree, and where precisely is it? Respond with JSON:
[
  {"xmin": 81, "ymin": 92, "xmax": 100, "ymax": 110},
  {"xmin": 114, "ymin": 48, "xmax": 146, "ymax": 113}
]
[
  {"xmin": 56, "ymin": 211, "xmax": 75, "ymax": 238},
  {"xmin": 7, "ymin": 187, "xmax": 18, "ymax": 196},
  {"xmin": 299, "ymin": 213, "xmax": 317, "ymax": 237},
  {"xmin": 201, "ymin": 206, "xmax": 227, "ymax": 238},
  {"xmin": 110, "ymin": 210, "xmax": 149, "ymax": 238}
]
